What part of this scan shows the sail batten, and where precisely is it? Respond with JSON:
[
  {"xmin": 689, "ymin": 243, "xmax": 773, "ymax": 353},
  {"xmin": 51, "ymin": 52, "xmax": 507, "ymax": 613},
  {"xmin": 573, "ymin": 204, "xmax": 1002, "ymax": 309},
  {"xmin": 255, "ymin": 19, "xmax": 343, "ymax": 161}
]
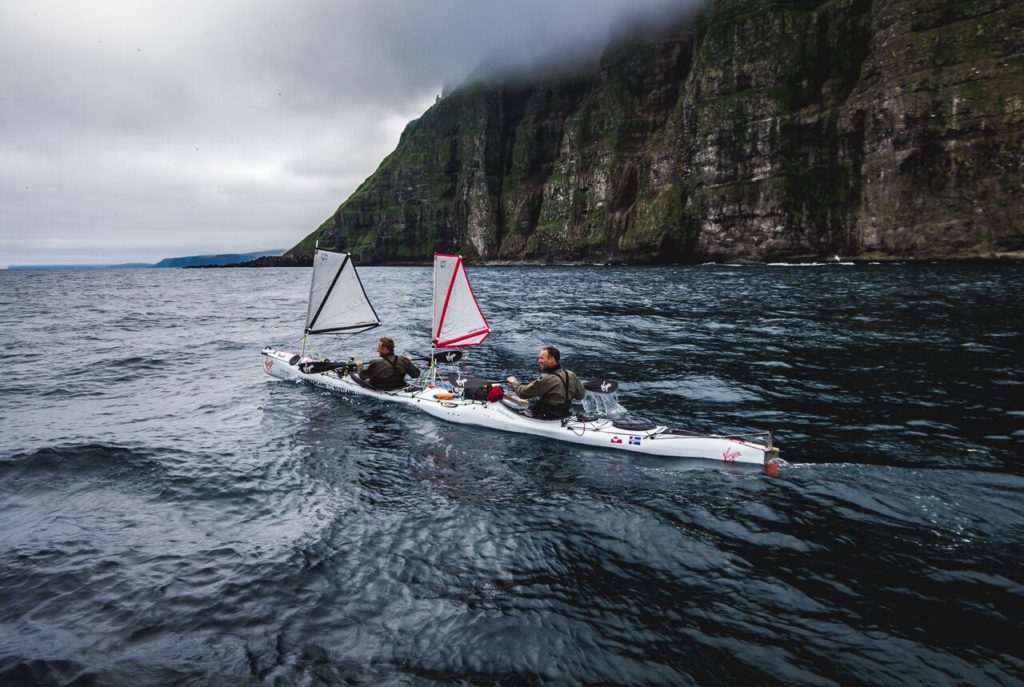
[
  {"xmin": 432, "ymin": 254, "xmax": 490, "ymax": 348},
  {"xmin": 305, "ymin": 249, "xmax": 380, "ymax": 335}
]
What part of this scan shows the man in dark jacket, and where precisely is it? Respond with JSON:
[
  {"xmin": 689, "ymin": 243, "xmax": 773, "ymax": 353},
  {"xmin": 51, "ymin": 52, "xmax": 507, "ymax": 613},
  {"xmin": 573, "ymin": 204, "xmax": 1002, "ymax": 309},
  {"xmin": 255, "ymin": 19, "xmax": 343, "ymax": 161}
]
[
  {"xmin": 354, "ymin": 336, "xmax": 420, "ymax": 390},
  {"xmin": 506, "ymin": 345, "xmax": 585, "ymax": 419}
]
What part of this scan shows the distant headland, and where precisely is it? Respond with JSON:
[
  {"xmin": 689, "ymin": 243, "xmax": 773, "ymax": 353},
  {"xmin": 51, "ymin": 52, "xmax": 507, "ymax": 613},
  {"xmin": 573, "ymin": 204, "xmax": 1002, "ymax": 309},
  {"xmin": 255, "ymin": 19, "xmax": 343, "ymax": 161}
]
[{"xmin": 5, "ymin": 250, "xmax": 286, "ymax": 270}]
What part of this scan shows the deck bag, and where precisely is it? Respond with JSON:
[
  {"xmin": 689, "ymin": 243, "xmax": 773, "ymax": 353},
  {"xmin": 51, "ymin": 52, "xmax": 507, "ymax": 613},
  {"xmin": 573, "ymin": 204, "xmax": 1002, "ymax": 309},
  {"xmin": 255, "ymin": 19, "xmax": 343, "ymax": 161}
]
[
  {"xmin": 486, "ymin": 386, "xmax": 504, "ymax": 403},
  {"xmin": 462, "ymin": 379, "xmax": 497, "ymax": 401}
]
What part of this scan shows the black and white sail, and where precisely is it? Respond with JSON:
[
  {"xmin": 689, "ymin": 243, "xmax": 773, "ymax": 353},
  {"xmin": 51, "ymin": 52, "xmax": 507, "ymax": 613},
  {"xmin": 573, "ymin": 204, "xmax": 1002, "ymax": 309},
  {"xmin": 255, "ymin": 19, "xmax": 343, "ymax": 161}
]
[{"xmin": 305, "ymin": 249, "xmax": 380, "ymax": 334}]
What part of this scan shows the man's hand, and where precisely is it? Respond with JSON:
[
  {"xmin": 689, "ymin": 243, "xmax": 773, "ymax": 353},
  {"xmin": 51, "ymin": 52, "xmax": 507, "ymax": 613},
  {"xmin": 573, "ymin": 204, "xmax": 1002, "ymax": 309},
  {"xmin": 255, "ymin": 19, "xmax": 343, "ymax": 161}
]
[{"xmin": 506, "ymin": 375, "xmax": 517, "ymax": 384}]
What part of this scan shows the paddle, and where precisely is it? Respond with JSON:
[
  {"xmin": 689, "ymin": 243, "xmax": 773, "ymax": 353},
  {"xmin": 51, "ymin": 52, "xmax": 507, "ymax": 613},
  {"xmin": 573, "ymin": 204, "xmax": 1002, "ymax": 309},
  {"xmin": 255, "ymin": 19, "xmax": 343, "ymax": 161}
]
[
  {"xmin": 448, "ymin": 373, "xmax": 619, "ymax": 394},
  {"xmin": 298, "ymin": 350, "xmax": 461, "ymax": 375},
  {"xmin": 504, "ymin": 375, "xmax": 619, "ymax": 394},
  {"xmin": 298, "ymin": 360, "xmax": 351, "ymax": 374}
]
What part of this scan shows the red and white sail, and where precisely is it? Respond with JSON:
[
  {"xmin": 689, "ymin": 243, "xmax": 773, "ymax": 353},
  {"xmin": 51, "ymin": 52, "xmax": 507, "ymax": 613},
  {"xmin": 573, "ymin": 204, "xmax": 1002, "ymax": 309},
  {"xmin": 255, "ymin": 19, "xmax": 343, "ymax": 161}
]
[{"xmin": 432, "ymin": 253, "xmax": 490, "ymax": 348}]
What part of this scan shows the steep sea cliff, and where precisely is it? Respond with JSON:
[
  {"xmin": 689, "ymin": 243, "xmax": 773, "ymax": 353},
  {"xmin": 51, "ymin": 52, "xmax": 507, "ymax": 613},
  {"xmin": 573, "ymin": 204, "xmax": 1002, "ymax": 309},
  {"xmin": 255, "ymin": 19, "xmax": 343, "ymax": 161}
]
[{"xmin": 292, "ymin": 0, "xmax": 1023, "ymax": 264}]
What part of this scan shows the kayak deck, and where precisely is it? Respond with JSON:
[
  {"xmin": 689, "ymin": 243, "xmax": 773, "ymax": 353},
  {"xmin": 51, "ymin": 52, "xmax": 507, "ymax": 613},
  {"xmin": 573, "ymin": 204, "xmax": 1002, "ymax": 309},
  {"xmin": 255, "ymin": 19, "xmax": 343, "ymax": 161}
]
[{"xmin": 262, "ymin": 347, "xmax": 778, "ymax": 467}]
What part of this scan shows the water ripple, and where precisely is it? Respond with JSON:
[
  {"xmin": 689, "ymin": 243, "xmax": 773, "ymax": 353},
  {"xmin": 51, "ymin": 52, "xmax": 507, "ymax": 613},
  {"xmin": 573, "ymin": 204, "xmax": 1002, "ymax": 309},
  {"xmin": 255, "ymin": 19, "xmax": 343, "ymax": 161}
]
[{"xmin": 0, "ymin": 264, "xmax": 1022, "ymax": 684}]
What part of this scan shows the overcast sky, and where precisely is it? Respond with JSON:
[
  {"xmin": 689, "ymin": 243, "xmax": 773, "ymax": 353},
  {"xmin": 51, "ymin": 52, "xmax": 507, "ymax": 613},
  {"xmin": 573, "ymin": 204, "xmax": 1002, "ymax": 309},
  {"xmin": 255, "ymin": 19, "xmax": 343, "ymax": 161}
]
[{"xmin": 0, "ymin": 0, "xmax": 684, "ymax": 266}]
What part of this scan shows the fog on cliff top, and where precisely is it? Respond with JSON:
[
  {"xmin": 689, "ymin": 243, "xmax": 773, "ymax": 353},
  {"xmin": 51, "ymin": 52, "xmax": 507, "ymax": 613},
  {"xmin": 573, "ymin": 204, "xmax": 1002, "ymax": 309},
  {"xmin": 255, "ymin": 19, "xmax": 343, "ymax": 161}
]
[{"xmin": 0, "ymin": 0, "xmax": 689, "ymax": 266}]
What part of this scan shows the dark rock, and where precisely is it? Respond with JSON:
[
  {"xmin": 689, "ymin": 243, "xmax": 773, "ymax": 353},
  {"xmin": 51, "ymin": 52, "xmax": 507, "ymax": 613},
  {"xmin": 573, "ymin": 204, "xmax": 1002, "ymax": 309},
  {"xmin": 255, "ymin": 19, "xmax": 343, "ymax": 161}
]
[{"xmin": 212, "ymin": 255, "xmax": 312, "ymax": 268}]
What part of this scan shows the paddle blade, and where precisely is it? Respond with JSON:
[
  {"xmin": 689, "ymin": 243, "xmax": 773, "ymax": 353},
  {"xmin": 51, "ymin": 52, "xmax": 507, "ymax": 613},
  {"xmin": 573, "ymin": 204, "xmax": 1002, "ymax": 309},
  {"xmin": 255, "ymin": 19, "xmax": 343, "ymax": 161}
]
[
  {"xmin": 584, "ymin": 379, "xmax": 618, "ymax": 393},
  {"xmin": 430, "ymin": 350, "xmax": 463, "ymax": 365},
  {"xmin": 447, "ymin": 371, "xmax": 486, "ymax": 389},
  {"xmin": 412, "ymin": 350, "xmax": 464, "ymax": 365},
  {"xmin": 299, "ymin": 360, "xmax": 346, "ymax": 374}
]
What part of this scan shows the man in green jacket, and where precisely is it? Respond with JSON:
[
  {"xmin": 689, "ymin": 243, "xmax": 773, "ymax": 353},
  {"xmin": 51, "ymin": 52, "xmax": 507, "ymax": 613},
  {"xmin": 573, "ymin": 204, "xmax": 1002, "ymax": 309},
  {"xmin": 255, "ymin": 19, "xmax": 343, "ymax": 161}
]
[
  {"xmin": 355, "ymin": 336, "xmax": 420, "ymax": 391},
  {"xmin": 506, "ymin": 345, "xmax": 585, "ymax": 419}
]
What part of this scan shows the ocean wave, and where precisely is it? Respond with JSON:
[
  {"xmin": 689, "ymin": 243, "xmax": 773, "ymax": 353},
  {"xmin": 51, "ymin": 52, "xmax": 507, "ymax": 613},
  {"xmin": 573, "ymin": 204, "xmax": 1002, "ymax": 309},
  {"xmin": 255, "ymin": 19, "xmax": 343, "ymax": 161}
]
[
  {"xmin": 1, "ymin": 262, "xmax": 1021, "ymax": 686},
  {"xmin": 0, "ymin": 443, "xmax": 168, "ymax": 482}
]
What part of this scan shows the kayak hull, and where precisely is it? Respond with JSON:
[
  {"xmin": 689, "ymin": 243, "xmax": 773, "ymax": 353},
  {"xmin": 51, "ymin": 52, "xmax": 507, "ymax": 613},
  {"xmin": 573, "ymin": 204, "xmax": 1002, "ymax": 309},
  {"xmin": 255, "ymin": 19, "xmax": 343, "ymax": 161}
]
[{"xmin": 262, "ymin": 348, "xmax": 775, "ymax": 466}]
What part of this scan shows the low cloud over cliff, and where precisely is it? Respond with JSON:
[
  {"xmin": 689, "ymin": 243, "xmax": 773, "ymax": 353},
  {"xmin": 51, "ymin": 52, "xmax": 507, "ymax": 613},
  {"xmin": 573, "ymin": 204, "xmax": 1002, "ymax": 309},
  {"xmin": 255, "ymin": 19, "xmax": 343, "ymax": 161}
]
[{"xmin": 0, "ymin": 0, "xmax": 687, "ymax": 266}]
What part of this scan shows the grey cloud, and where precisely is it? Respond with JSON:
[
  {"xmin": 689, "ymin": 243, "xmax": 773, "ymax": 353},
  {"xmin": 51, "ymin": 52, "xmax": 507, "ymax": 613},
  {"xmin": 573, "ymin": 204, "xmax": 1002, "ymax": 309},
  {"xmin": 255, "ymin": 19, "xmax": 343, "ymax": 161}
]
[{"xmin": 1, "ymin": 0, "xmax": 693, "ymax": 266}]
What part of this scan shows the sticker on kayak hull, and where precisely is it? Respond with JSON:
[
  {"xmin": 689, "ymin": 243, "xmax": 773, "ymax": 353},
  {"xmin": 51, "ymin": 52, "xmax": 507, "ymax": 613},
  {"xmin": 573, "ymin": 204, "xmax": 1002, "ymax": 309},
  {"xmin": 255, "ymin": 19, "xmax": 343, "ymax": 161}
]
[
  {"xmin": 611, "ymin": 436, "xmax": 623, "ymax": 444},
  {"xmin": 263, "ymin": 358, "xmax": 274, "ymax": 373},
  {"xmin": 629, "ymin": 436, "xmax": 641, "ymax": 446},
  {"xmin": 723, "ymin": 447, "xmax": 740, "ymax": 462}
]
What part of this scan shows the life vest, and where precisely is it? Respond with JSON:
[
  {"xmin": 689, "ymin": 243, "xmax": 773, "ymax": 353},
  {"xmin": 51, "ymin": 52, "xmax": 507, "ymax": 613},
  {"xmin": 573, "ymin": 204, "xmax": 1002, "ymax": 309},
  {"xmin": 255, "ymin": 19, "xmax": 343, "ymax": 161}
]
[
  {"xmin": 531, "ymin": 369, "xmax": 574, "ymax": 419},
  {"xmin": 367, "ymin": 354, "xmax": 407, "ymax": 390}
]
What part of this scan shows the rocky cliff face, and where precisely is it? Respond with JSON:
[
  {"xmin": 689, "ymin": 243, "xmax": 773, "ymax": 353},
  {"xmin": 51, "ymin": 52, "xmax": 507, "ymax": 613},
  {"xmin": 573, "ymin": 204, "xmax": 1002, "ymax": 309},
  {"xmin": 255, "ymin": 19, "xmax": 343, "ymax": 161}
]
[{"xmin": 293, "ymin": 0, "xmax": 1023, "ymax": 263}]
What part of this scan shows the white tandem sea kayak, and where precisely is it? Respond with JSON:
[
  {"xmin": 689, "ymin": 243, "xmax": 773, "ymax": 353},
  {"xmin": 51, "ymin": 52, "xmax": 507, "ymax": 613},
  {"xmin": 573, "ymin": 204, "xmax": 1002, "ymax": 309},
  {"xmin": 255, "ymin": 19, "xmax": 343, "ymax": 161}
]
[{"xmin": 262, "ymin": 347, "xmax": 779, "ymax": 467}]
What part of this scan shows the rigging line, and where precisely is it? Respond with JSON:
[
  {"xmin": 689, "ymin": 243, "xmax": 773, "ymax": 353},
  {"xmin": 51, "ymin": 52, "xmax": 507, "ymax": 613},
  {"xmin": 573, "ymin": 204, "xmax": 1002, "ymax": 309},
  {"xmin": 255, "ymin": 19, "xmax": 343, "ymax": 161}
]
[
  {"xmin": 461, "ymin": 259, "xmax": 490, "ymax": 336},
  {"xmin": 353, "ymin": 259, "xmax": 381, "ymax": 327}
]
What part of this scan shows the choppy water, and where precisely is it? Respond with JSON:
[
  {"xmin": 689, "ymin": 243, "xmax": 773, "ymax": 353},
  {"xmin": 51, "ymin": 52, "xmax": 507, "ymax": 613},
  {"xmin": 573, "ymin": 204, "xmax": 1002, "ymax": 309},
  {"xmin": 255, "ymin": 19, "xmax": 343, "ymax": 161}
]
[{"xmin": 0, "ymin": 263, "xmax": 1022, "ymax": 686}]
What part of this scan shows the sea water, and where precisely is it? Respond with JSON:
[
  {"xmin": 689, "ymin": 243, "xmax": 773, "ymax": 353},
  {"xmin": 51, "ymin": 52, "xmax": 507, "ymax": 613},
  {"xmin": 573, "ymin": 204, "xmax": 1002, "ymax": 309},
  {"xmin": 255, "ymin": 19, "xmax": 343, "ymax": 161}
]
[{"xmin": 0, "ymin": 263, "xmax": 1021, "ymax": 685}]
